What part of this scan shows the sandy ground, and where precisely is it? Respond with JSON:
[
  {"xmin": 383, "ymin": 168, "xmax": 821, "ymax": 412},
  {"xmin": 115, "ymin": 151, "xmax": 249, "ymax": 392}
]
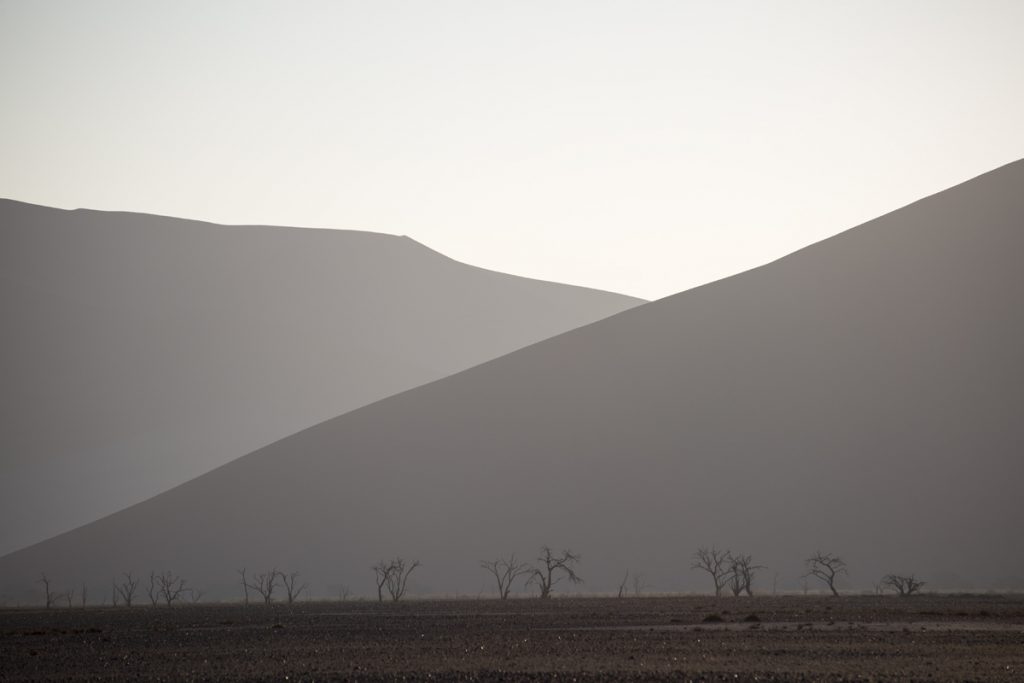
[{"xmin": 1, "ymin": 594, "xmax": 1022, "ymax": 681}]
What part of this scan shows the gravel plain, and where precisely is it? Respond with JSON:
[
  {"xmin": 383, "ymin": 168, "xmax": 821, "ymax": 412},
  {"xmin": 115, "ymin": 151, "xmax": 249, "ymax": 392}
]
[{"xmin": 2, "ymin": 594, "xmax": 1022, "ymax": 681}]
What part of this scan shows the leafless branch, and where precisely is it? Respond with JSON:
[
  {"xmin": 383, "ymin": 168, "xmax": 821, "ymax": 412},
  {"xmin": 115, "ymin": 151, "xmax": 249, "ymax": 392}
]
[
  {"xmin": 245, "ymin": 569, "xmax": 281, "ymax": 605},
  {"xmin": 691, "ymin": 547, "xmax": 734, "ymax": 597},
  {"xmin": 617, "ymin": 570, "xmax": 630, "ymax": 598},
  {"xmin": 37, "ymin": 573, "xmax": 64, "ymax": 609},
  {"xmin": 238, "ymin": 569, "xmax": 250, "ymax": 606},
  {"xmin": 526, "ymin": 546, "xmax": 583, "ymax": 599},
  {"xmin": 384, "ymin": 558, "xmax": 420, "ymax": 602},
  {"xmin": 481, "ymin": 554, "xmax": 533, "ymax": 599},
  {"xmin": 147, "ymin": 571, "xmax": 159, "ymax": 606},
  {"xmin": 155, "ymin": 571, "xmax": 188, "ymax": 606},
  {"xmin": 881, "ymin": 574, "xmax": 925, "ymax": 596},
  {"xmin": 281, "ymin": 572, "xmax": 308, "ymax": 604},
  {"xmin": 116, "ymin": 572, "xmax": 139, "ymax": 607},
  {"xmin": 728, "ymin": 554, "xmax": 765, "ymax": 596},
  {"xmin": 803, "ymin": 551, "xmax": 847, "ymax": 596},
  {"xmin": 372, "ymin": 561, "xmax": 392, "ymax": 603}
]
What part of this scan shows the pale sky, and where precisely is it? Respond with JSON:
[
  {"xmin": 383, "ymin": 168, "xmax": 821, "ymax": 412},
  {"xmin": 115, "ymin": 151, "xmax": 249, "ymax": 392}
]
[{"xmin": 2, "ymin": 1, "xmax": 1023, "ymax": 300}]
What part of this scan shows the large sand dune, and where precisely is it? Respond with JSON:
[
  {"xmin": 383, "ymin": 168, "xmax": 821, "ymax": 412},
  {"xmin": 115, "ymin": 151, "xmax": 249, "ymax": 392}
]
[
  {"xmin": 0, "ymin": 201, "xmax": 641, "ymax": 556},
  {"xmin": 2, "ymin": 161, "xmax": 1022, "ymax": 601}
]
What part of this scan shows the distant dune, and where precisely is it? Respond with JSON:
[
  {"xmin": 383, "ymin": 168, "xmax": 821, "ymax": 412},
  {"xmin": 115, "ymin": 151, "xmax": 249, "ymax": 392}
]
[
  {"xmin": 2, "ymin": 160, "xmax": 1022, "ymax": 603},
  {"xmin": 0, "ymin": 201, "xmax": 642, "ymax": 556}
]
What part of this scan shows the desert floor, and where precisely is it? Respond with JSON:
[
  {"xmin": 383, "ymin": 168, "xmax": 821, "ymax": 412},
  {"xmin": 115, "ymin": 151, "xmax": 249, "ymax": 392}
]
[{"xmin": 2, "ymin": 594, "xmax": 1022, "ymax": 681}]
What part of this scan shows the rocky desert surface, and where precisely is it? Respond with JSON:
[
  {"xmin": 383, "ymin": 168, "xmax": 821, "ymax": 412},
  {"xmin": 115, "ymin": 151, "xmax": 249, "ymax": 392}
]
[{"xmin": 2, "ymin": 594, "xmax": 1022, "ymax": 681}]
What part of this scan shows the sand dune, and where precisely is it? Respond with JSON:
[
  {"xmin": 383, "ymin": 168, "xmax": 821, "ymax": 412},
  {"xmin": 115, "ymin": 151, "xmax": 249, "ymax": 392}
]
[
  {"xmin": 2, "ymin": 160, "xmax": 1022, "ymax": 602},
  {"xmin": 0, "ymin": 201, "xmax": 641, "ymax": 556}
]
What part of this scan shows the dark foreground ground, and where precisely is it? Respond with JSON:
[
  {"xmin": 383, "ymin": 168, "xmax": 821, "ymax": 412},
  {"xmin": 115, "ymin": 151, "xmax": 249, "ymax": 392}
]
[{"xmin": 2, "ymin": 594, "xmax": 1022, "ymax": 681}]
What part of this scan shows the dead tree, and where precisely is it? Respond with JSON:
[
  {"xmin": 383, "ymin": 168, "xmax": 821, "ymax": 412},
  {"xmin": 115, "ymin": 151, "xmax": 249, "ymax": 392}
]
[
  {"xmin": 37, "ymin": 573, "xmax": 62, "ymax": 609},
  {"xmin": 728, "ymin": 571, "xmax": 743, "ymax": 596},
  {"xmin": 246, "ymin": 570, "xmax": 281, "ymax": 605},
  {"xmin": 526, "ymin": 546, "xmax": 583, "ymax": 599},
  {"xmin": 339, "ymin": 585, "xmax": 352, "ymax": 601},
  {"xmin": 281, "ymin": 572, "xmax": 308, "ymax": 604},
  {"xmin": 238, "ymin": 569, "xmax": 250, "ymax": 605},
  {"xmin": 384, "ymin": 558, "xmax": 420, "ymax": 602},
  {"xmin": 804, "ymin": 552, "xmax": 847, "ymax": 596},
  {"xmin": 728, "ymin": 554, "xmax": 764, "ymax": 596},
  {"xmin": 372, "ymin": 561, "xmax": 392, "ymax": 603},
  {"xmin": 155, "ymin": 571, "xmax": 188, "ymax": 606},
  {"xmin": 691, "ymin": 547, "xmax": 733, "ymax": 597},
  {"xmin": 481, "ymin": 554, "xmax": 533, "ymax": 599},
  {"xmin": 615, "ymin": 570, "xmax": 649, "ymax": 597},
  {"xmin": 881, "ymin": 574, "xmax": 925, "ymax": 596},
  {"xmin": 189, "ymin": 588, "xmax": 205, "ymax": 604},
  {"xmin": 147, "ymin": 572, "xmax": 160, "ymax": 606},
  {"xmin": 64, "ymin": 587, "xmax": 75, "ymax": 608},
  {"xmin": 116, "ymin": 572, "xmax": 139, "ymax": 607},
  {"xmin": 617, "ymin": 570, "xmax": 630, "ymax": 598},
  {"xmin": 111, "ymin": 580, "xmax": 120, "ymax": 607}
]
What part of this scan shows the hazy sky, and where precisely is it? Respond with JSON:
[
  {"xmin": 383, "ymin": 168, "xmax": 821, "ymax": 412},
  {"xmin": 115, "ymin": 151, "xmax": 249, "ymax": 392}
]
[{"xmin": 2, "ymin": 1, "xmax": 1023, "ymax": 299}]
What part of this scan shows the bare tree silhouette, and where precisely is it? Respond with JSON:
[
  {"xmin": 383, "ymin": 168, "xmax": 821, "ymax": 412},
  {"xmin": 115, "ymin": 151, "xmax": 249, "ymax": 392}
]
[
  {"xmin": 372, "ymin": 561, "xmax": 392, "ymax": 603},
  {"xmin": 155, "ymin": 571, "xmax": 188, "ymax": 606},
  {"xmin": 281, "ymin": 572, "xmax": 308, "ymax": 604},
  {"xmin": 481, "ymin": 554, "xmax": 532, "ymax": 599},
  {"xmin": 37, "ymin": 573, "xmax": 64, "ymax": 609},
  {"xmin": 881, "ymin": 574, "xmax": 925, "ymax": 596},
  {"xmin": 727, "ymin": 554, "xmax": 764, "ymax": 596},
  {"xmin": 146, "ymin": 571, "xmax": 159, "ymax": 606},
  {"xmin": 371, "ymin": 558, "xmax": 421, "ymax": 602},
  {"xmin": 246, "ymin": 570, "xmax": 281, "ymax": 605},
  {"xmin": 237, "ymin": 569, "xmax": 250, "ymax": 606},
  {"xmin": 115, "ymin": 572, "xmax": 139, "ymax": 607},
  {"xmin": 384, "ymin": 558, "xmax": 420, "ymax": 602},
  {"xmin": 804, "ymin": 552, "xmax": 847, "ymax": 596},
  {"xmin": 617, "ymin": 570, "xmax": 630, "ymax": 598},
  {"xmin": 526, "ymin": 546, "xmax": 582, "ymax": 599},
  {"xmin": 692, "ymin": 547, "xmax": 733, "ymax": 597},
  {"xmin": 616, "ymin": 570, "xmax": 649, "ymax": 597}
]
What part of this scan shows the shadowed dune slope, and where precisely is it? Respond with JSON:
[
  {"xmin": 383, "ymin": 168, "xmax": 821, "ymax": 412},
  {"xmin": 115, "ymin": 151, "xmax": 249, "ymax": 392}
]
[
  {"xmin": 2, "ymin": 160, "xmax": 1022, "ymax": 601},
  {"xmin": 0, "ymin": 201, "xmax": 642, "ymax": 555}
]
